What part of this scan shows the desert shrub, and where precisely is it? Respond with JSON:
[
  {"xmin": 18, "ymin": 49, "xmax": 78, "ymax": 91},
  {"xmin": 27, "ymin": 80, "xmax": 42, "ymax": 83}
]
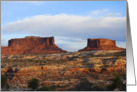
[
  {"xmin": 1, "ymin": 75, "xmax": 10, "ymax": 89},
  {"xmin": 92, "ymin": 85, "xmax": 106, "ymax": 91},
  {"xmin": 71, "ymin": 79, "xmax": 92, "ymax": 91},
  {"xmin": 27, "ymin": 78, "xmax": 39, "ymax": 90},
  {"xmin": 1, "ymin": 75, "xmax": 7, "ymax": 87},
  {"xmin": 107, "ymin": 73, "xmax": 126, "ymax": 91},
  {"xmin": 37, "ymin": 85, "xmax": 56, "ymax": 91},
  {"xmin": 71, "ymin": 79, "xmax": 106, "ymax": 91}
]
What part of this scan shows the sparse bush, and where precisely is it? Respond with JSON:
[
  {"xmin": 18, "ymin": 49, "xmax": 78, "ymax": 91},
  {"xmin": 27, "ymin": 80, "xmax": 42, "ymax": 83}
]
[
  {"xmin": 1, "ymin": 75, "xmax": 7, "ymax": 88},
  {"xmin": 92, "ymin": 85, "xmax": 106, "ymax": 91},
  {"xmin": 27, "ymin": 78, "xmax": 39, "ymax": 90},
  {"xmin": 1, "ymin": 75, "xmax": 10, "ymax": 89},
  {"xmin": 37, "ymin": 85, "xmax": 56, "ymax": 91},
  {"xmin": 72, "ymin": 79, "xmax": 92, "ymax": 91},
  {"xmin": 107, "ymin": 73, "xmax": 126, "ymax": 91}
]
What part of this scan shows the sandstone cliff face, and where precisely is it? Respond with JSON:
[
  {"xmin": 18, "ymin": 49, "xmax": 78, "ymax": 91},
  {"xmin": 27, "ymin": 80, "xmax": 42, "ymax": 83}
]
[
  {"xmin": 79, "ymin": 38, "xmax": 124, "ymax": 52},
  {"xmin": 1, "ymin": 36, "xmax": 66, "ymax": 55}
]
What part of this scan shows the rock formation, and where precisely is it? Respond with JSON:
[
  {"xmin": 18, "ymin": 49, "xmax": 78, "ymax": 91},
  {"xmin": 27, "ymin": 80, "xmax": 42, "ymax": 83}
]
[
  {"xmin": 79, "ymin": 38, "xmax": 124, "ymax": 52},
  {"xmin": 1, "ymin": 36, "xmax": 67, "ymax": 55}
]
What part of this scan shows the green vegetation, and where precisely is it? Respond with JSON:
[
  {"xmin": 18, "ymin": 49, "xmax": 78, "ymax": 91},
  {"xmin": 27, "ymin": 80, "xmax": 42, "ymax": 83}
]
[
  {"xmin": 70, "ymin": 79, "xmax": 106, "ymax": 91},
  {"xmin": 1, "ymin": 75, "xmax": 10, "ymax": 90},
  {"xmin": 27, "ymin": 78, "xmax": 39, "ymax": 90},
  {"xmin": 77, "ymin": 79, "xmax": 92, "ymax": 91},
  {"xmin": 107, "ymin": 73, "xmax": 126, "ymax": 91}
]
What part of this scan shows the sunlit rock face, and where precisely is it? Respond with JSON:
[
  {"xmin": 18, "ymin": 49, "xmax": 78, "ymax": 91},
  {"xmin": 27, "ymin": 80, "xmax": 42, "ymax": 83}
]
[
  {"xmin": 1, "ymin": 36, "xmax": 67, "ymax": 55},
  {"xmin": 79, "ymin": 38, "xmax": 124, "ymax": 52}
]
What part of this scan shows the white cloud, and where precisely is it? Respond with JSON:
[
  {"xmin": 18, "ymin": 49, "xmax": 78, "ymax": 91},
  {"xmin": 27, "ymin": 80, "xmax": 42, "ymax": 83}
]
[
  {"xmin": 1, "ymin": 13, "xmax": 126, "ymax": 51},
  {"xmin": 91, "ymin": 9, "xmax": 122, "ymax": 17},
  {"xmin": 91, "ymin": 9, "xmax": 109, "ymax": 14},
  {"xmin": 2, "ymin": 14, "xmax": 126, "ymax": 41},
  {"xmin": 1, "ymin": 39, "xmax": 8, "ymax": 46},
  {"xmin": 107, "ymin": 12, "xmax": 122, "ymax": 16},
  {"xmin": 116, "ymin": 41, "xmax": 126, "ymax": 48},
  {"xmin": 55, "ymin": 36, "xmax": 87, "ymax": 51}
]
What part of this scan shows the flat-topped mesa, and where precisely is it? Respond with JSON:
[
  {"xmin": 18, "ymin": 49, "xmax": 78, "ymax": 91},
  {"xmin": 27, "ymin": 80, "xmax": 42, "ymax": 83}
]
[
  {"xmin": 8, "ymin": 36, "xmax": 56, "ymax": 48},
  {"xmin": 1, "ymin": 36, "xmax": 67, "ymax": 55},
  {"xmin": 79, "ymin": 38, "xmax": 124, "ymax": 52}
]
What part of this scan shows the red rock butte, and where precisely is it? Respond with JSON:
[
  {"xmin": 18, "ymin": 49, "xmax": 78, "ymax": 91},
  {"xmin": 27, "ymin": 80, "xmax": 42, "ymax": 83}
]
[
  {"xmin": 1, "ymin": 36, "xmax": 67, "ymax": 55},
  {"xmin": 78, "ymin": 38, "xmax": 125, "ymax": 52}
]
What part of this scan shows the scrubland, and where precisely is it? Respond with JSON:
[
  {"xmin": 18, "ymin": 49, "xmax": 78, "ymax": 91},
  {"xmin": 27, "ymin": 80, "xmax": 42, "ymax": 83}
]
[{"xmin": 1, "ymin": 50, "xmax": 126, "ymax": 91}]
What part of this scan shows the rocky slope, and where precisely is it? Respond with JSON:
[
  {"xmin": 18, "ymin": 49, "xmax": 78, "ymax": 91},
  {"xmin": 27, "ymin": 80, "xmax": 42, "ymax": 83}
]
[{"xmin": 1, "ymin": 50, "xmax": 126, "ymax": 91}]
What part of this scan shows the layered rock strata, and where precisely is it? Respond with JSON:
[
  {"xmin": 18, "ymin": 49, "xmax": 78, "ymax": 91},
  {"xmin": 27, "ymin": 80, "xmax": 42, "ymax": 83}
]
[
  {"xmin": 79, "ymin": 38, "xmax": 124, "ymax": 52},
  {"xmin": 1, "ymin": 36, "xmax": 66, "ymax": 55}
]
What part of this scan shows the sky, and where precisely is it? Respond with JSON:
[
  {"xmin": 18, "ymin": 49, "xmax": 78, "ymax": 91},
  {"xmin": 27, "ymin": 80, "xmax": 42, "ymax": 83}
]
[{"xmin": 1, "ymin": 1, "xmax": 126, "ymax": 51}]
